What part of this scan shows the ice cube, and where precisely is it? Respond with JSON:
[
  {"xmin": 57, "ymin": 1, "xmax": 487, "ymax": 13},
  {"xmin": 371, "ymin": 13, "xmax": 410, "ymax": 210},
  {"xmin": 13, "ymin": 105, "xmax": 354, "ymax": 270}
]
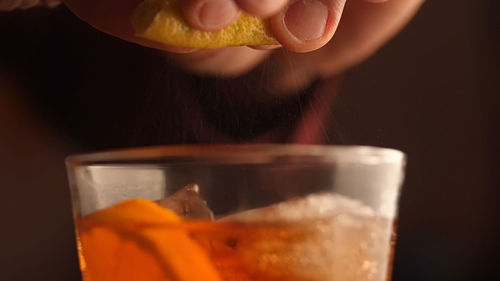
[
  {"xmin": 220, "ymin": 192, "xmax": 375, "ymax": 223},
  {"xmin": 207, "ymin": 193, "xmax": 392, "ymax": 281},
  {"xmin": 156, "ymin": 184, "xmax": 214, "ymax": 220}
]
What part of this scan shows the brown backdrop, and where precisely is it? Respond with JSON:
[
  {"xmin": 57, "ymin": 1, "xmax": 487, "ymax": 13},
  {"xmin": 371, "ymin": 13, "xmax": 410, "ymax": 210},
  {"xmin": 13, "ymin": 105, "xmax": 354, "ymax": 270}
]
[{"xmin": 0, "ymin": 0, "xmax": 498, "ymax": 280}]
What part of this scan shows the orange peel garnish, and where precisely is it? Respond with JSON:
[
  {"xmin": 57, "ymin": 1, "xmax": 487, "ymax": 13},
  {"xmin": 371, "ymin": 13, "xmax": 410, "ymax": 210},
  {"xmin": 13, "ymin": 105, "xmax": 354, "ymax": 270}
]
[{"xmin": 79, "ymin": 199, "xmax": 222, "ymax": 281}]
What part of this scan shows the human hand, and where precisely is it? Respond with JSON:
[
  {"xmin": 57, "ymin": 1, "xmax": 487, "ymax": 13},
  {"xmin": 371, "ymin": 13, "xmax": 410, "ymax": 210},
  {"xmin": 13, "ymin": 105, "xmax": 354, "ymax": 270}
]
[
  {"xmin": 8, "ymin": 0, "xmax": 424, "ymax": 90},
  {"xmin": 62, "ymin": 0, "xmax": 423, "ymax": 82}
]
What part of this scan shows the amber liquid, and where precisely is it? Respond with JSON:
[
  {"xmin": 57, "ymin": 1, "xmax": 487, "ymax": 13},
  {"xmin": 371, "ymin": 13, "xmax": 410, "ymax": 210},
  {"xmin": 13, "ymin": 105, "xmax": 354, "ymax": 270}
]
[{"xmin": 77, "ymin": 215, "xmax": 394, "ymax": 281}]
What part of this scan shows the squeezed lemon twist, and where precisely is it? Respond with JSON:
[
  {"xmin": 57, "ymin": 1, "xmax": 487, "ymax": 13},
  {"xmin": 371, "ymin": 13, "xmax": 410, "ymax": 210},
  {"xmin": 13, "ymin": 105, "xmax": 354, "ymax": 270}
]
[{"xmin": 131, "ymin": 0, "xmax": 279, "ymax": 48}]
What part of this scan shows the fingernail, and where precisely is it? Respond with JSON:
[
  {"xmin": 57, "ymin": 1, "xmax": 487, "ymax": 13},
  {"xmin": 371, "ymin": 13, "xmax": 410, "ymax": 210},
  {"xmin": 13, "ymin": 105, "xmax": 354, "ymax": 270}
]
[
  {"xmin": 284, "ymin": 0, "xmax": 328, "ymax": 42},
  {"xmin": 198, "ymin": 0, "xmax": 239, "ymax": 30}
]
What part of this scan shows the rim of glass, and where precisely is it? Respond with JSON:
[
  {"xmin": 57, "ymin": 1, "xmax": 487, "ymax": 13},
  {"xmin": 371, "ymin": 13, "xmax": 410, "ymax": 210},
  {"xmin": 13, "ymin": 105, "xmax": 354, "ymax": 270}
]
[{"xmin": 66, "ymin": 145, "xmax": 405, "ymax": 167}]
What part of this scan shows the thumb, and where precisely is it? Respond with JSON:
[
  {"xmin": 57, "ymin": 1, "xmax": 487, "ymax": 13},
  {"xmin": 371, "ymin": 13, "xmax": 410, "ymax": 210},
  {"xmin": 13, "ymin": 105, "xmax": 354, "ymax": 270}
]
[{"xmin": 269, "ymin": 0, "xmax": 346, "ymax": 52}]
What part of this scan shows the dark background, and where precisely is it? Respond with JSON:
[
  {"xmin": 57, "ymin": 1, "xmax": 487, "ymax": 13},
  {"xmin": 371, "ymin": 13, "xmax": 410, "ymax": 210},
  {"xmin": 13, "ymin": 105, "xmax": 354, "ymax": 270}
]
[{"xmin": 0, "ymin": 0, "xmax": 498, "ymax": 280}]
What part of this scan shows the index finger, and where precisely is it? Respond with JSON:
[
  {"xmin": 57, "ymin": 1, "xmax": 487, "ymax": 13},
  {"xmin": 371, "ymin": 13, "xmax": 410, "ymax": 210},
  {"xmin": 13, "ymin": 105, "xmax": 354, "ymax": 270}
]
[{"xmin": 63, "ymin": 0, "xmax": 195, "ymax": 52}]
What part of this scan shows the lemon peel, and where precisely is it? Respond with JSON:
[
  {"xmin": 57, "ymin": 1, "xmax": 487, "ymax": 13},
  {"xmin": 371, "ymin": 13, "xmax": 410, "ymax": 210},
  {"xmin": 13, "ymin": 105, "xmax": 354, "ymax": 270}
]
[{"xmin": 131, "ymin": 0, "xmax": 279, "ymax": 48}]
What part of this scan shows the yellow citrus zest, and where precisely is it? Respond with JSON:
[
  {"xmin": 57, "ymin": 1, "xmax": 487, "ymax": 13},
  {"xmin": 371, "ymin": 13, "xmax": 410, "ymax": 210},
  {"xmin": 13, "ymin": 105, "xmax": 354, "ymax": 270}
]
[{"xmin": 131, "ymin": 0, "xmax": 279, "ymax": 48}]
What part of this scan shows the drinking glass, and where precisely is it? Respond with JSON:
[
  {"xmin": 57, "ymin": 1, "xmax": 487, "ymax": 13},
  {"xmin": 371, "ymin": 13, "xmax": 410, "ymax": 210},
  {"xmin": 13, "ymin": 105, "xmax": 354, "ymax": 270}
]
[{"xmin": 66, "ymin": 144, "xmax": 406, "ymax": 281}]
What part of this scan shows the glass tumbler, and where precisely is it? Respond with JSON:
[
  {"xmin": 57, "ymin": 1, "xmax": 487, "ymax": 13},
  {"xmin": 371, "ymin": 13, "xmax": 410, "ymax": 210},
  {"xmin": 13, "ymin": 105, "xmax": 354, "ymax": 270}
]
[{"xmin": 66, "ymin": 144, "xmax": 406, "ymax": 281}]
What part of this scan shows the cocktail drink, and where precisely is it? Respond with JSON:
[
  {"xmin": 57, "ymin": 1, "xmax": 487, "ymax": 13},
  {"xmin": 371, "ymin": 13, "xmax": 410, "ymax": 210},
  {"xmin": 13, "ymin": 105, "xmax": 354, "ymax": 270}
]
[{"xmin": 66, "ymin": 145, "xmax": 405, "ymax": 281}]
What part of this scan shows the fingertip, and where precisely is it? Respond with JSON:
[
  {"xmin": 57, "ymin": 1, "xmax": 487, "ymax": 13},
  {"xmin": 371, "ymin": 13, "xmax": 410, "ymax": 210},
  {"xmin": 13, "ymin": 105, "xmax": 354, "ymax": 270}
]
[
  {"xmin": 235, "ymin": 0, "xmax": 287, "ymax": 17},
  {"xmin": 181, "ymin": 0, "xmax": 240, "ymax": 32},
  {"xmin": 270, "ymin": 0, "xmax": 345, "ymax": 53}
]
